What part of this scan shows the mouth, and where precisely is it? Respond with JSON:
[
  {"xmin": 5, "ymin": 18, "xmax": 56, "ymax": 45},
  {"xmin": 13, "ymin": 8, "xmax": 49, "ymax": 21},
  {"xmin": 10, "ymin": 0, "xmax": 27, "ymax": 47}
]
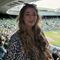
[{"xmin": 28, "ymin": 20, "xmax": 34, "ymax": 23}]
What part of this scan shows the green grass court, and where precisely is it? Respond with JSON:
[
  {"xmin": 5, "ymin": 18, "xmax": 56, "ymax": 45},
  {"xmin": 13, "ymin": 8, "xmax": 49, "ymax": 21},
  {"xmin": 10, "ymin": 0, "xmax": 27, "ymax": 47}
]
[{"xmin": 44, "ymin": 30, "xmax": 60, "ymax": 46}]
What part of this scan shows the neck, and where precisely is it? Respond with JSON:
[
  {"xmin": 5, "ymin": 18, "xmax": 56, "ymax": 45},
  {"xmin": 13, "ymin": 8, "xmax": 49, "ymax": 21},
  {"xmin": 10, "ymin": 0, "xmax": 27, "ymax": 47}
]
[{"xmin": 25, "ymin": 25, "xmax": 33, "ymax": 32}]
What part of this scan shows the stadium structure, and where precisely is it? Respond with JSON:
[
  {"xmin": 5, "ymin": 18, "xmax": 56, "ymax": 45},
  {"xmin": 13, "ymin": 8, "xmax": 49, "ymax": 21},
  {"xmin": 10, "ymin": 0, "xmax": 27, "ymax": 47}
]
[
  {"xmin": 0, "ymin": 0, "xmax": 60, "ymax": 17},
  {"xmin": 0, "ymin": 0, "xmax": 60, "ymax": 60}
]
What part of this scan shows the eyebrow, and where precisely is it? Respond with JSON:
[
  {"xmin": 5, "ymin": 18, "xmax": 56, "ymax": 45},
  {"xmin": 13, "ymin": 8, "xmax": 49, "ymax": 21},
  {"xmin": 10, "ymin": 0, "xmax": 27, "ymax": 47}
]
[
  {"xmin": 25, "ymin": 11, "xmax": 30, "ymax": 13},
  {"xmin": 25, "ymin": 11, "xmax": 36, "ymax": 14}
]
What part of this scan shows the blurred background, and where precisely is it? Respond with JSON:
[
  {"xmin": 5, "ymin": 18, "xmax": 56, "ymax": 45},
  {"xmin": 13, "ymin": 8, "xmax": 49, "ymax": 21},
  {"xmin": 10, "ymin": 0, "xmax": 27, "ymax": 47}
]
[{"xmin": 0, "ymin": 0, "xmax": 60, "ymax": 60}]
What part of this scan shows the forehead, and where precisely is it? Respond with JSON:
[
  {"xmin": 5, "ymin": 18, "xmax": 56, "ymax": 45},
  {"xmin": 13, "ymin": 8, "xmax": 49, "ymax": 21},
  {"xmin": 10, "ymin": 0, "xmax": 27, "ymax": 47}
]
[{"xmin": 24, "ymin": 7, "xmax": 36, "ymax": 13}]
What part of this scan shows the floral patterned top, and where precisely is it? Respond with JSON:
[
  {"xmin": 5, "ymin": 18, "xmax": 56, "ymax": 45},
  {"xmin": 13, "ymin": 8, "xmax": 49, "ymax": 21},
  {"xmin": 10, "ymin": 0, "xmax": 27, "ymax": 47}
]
[
  {"xmin": 3, "ymin": 31, "xmax": 28, "ymax": 60},
  {"xmin": 3, "ymin": 31, "xmax": 53, "ymax": 60}
]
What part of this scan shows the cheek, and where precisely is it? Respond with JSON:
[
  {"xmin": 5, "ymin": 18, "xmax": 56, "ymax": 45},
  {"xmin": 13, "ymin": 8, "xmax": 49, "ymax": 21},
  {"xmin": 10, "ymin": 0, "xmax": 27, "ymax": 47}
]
[
  {"xmin": 23, "ymin": 16, "xmax": 26, "ymax": 22},
  {"xmin": 23, "ymin": 17, "xmax": 28, "ymax": 24},
  {"xmin": 34, "ymin": 17, "xmax": 38, "ymax": 22},
  {"xmin": 23, "ymin": 16, "xmax": 30, "ymax": 24}
]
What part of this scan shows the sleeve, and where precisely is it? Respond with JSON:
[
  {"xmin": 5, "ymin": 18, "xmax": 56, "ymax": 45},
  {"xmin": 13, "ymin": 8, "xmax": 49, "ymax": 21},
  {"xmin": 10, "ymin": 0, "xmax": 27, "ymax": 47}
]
[
  {"xmin": 3, "ymin": 36, "xmax": 17, "ymax": 60},
  {"xmin": 3, "ymin": 34, "xmax": 25, "ymax": 60}
]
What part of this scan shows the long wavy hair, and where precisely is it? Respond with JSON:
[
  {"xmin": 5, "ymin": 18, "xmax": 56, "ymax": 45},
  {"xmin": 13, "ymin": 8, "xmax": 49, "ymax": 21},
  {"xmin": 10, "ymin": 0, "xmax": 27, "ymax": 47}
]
[{"xmin": 17, "ymin": 4, "xmax": 52, "ymax": 60}]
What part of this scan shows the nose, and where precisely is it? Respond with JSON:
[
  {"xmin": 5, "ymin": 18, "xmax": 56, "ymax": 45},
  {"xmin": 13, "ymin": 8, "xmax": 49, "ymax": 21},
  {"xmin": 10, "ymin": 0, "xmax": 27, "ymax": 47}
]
[{"xmin": 29, "ymin": 15, "xmax": 34, "ymax": 20}]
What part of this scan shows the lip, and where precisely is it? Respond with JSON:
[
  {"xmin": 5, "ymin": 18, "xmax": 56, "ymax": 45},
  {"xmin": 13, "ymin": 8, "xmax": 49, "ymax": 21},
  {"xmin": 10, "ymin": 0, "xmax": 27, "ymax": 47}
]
[{"xmin": 28, "ymin": 20, "xmax": 34, "ymax": 23}]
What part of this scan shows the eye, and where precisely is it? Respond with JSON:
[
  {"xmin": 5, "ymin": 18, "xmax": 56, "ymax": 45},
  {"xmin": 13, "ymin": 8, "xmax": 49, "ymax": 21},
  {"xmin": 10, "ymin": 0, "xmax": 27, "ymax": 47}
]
[
  {"xmin": 25, "ymin": 13, "xmax": 30, "ymax": 16},
  {"xmin": 33, "ymin": 13, "xmax": 37, "ymax": 16}
]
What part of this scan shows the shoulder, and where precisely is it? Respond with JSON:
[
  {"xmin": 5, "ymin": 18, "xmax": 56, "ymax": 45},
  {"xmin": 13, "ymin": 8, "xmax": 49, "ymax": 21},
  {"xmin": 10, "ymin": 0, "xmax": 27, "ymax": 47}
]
[
  {"xmin": 10, "ymin": 30, "xmax": 20, "ymax": 42},
  {"xmin": 3, "ymin": 31, "xmax": 25, "ymax": 60},
  {"xmin": 11, "ymin": 31, "xmax": 19, "ymax": 39},
  {"xmin": 8, "ymin": 30, "xmax": 21, "ymax": 48},
  {"xmin": 7, "ymin": 30, "xmax": 23, "ymax": 51}
]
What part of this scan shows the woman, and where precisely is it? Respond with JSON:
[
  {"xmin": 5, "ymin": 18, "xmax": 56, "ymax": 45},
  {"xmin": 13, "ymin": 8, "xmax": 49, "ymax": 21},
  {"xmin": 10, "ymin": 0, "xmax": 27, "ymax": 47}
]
[{"xmin": 4, "ymin": 4, "xmax": 53, "ymax": 60}]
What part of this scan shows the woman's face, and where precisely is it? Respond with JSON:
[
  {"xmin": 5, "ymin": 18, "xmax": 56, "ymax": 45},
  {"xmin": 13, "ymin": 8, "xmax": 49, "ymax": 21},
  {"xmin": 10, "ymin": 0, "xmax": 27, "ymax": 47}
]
[{"xmin": 23, "ymin": 7, "xmax": 38, "ymax": 28}]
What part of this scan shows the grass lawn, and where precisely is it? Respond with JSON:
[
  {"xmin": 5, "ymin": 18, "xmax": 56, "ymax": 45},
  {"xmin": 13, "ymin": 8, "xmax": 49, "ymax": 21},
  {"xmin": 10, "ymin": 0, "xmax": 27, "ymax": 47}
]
[{"xmin": 44, "ymin": 30, "xmax": 60, "ymax": 46}]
